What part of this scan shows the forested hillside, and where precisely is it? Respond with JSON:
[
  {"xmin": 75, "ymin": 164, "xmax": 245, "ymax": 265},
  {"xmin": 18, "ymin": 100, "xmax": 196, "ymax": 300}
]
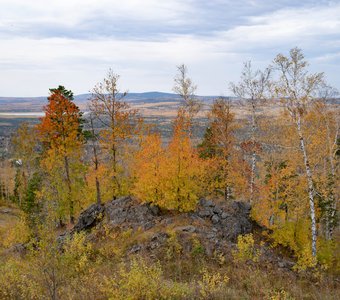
[{"xmin": 0, "ymin": 49, "xmax": 339, "ymax": 299}]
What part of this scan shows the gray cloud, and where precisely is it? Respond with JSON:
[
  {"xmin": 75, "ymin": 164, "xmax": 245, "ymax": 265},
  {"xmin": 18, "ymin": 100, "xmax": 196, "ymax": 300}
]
[{"xmin": 0, "ymin": 0, "xmax": 339, "ymax": 96}]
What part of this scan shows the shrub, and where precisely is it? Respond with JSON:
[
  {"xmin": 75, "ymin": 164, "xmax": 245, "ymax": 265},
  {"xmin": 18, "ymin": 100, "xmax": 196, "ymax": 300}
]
[
  {"xmin": 232, "ymin": 233, "xmax": 260, "ymax": 263},
  {"xmin": 198, "ymin": 267, "xmax": 230, "ymax": 299},
  {"xmin": 103, "ymin": 258, "xmax": 192, "ymax": 300}
]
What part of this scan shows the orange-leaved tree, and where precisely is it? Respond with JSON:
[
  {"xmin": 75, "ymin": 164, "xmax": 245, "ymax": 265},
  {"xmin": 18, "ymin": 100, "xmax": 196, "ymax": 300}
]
[
  {"xmin": 37, "ymin": 86, "xmax": 84, "ymax": 224},
  {"xmin": 133, "ymin": 109, "xmax": 204, "ymax": 212},
  {"xmin": 163, "ymin": 109, "xmax": 205, "ymax": 211},
  {"xmin": 132, "ymin": 132, "xmax": 166, "ymax": 205}
]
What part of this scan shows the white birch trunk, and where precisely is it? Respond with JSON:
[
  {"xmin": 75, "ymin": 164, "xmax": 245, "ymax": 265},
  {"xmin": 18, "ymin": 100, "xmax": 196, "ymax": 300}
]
[
  {"xmin": 250, "ymin": 103, "xmax": 256, "ymax": 204},
  {"xmin": 297, "ymin": 115, "xmax": 317, "ymax": 257},
  {"xmin": 325, "ymin": 117, "xmax": 338, "ymax": 239}
]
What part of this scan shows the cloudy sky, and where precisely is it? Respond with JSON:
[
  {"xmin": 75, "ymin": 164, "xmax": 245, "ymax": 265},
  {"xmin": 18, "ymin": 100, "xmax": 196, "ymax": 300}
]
[{"xmin": 0, "ymin": 0, "xmax": 339, "ymax": 96}]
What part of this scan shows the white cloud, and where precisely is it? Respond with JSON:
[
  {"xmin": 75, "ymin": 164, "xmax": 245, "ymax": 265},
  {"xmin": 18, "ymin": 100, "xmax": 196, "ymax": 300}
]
[
  {"xmin": 216, "ymin": 3, "xmax": 340, "ymax": 51},
  {"xmin": 0, "ymin": 1, "xmax": 339, "ymax": 95},
  {"xmin": 0, "ymin": 0, "xmax": 192, "ymax": 31}
]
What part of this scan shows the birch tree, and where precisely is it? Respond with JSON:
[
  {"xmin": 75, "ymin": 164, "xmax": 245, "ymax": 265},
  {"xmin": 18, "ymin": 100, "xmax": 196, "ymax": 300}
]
[
  {"xmin": 89, "ymin": 69, "xmax": 139, "ymax": 199},
  {"xmin": 230, "ymin": 61, "xmax": 271, "ymax": 203},
  {"xmin": 314, "ymin": 86, "xmax": 339, "ymax": 240},
  {"xmin": 273, "ymin": 47, "xmax": 324, "ymax": 257},
  {"xmin": 86, "ymin": 113, "xmax": 102, "ymax": 205},
  {"xmin": 173, "ymin": 64, "xmax": 202, "ymax": 136}
]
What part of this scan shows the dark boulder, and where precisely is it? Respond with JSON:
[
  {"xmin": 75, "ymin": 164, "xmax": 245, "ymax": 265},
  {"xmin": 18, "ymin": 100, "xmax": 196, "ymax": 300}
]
[
  {"xmin": 196, "ymin": 199, "xmax": 252, "ymax": 242},
  {"xmin": 105, "ymin": 196, "xmax": 159, "ymax": 230},
  {"xmin": 71, "ymin": 203, "xmax": 105, "ymax": 234}
]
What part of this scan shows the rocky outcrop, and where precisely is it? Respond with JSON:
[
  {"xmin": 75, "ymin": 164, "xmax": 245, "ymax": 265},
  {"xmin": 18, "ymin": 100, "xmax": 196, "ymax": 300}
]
[
  {"xmin": 67, "ymin": 196, "xmax": 252, "ymax": 244},
  {"xmin": 104, "ymin": 196, "xmax": 160, "ymax": 230},
  {"xmin": 57, "ymin": 203, "xmax": 105, "ymax": 245},
  {"xmin": 58, "ymin": 196, "xmax": 250, "ymax": 252},
  {"xmin": 55, "ymin": 196, "xmax": 297, "ymax": 270},
  {"xmin": 196, "ymin": 198, "xmax": 252, "ymax": 241},
  {"xmin": 97, "ymin": 196, "xmax": 252, "ymax": 242},
  {"xmin": 71, "ymin": 203, "xmax": 105, "ymax": 234}
]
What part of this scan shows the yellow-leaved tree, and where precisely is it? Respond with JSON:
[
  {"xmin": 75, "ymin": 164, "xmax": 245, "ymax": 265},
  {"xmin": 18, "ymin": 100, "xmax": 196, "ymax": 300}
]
[
  {"xmin": 89, "ymin": 70, "xmax": 140, "ymax": 200},
  {"xmin": 132, "ymin": 132, "xmax": 165, "ymax": 205},
  {"xmin": 162, "ymin": 109, "xmax": 205, "ymax": 211},
  {"xmin": 133, "ymin": 110, "xmax": 204, "ymax": 212}
]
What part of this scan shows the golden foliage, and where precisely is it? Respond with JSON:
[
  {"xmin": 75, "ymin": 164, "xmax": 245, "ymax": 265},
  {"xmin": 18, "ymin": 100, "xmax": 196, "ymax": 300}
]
[
  {"xmin": 133, "ymin": 111, "xmax": 205, "ymax": 211},
  {"xmin": 232, "ymin": 233, "xmax": 260, "ymax": 263},
  {"xmin": 198, "ymin": 267, "xmax": 230, "ymax": 299}
]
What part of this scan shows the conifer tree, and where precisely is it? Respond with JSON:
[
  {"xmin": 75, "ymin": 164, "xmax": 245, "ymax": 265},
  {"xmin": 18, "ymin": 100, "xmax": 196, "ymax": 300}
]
[{"xmin": 37, "ymin": 86, "xmax": 84, "ymax": 224}]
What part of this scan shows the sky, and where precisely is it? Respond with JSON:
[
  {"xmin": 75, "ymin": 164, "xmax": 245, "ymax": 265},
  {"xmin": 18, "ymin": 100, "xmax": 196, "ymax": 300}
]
[{"xmin": 0, "ymin": 0, "xmax": 339, "ymax": 96}]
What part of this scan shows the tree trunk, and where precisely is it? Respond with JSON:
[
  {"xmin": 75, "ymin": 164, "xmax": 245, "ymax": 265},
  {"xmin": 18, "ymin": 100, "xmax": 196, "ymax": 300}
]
[
  {"xmin": 297, "ymin": 115, "xmax": 317, "ymax": 257},
  {"xmin": 224, "ymin": 157, "xmax": 230, "ymax": 202},
  {"xmin": 90, "ymin": 117, "xmax": 101, "ymax": 205},
  {"xmin": 112, "ymin": 143, "xmax": 118, "ymax": 200},
  {"xmin": 64, "ymin": 155, "xmax": 74, "ymax": 224},
  {"xmin": 250, "ymin": 103, "xmax": 256, "ymax": 204},
  {"xmin": 325, "ymin": 118, "xmax": 337, "ymax": 240},
  {"xmin": 95, "ymin": 177, "xmax": 101, "ymax": 205}
]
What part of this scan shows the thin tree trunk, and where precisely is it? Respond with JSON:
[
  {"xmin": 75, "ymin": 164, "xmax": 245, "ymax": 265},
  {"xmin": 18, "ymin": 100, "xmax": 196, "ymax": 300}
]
[
  {"xmin": 112, "ymin": 143, "xmax": 119, "ymax": 200},
  {"xmin": 224, "ymin": 156, "xmax": 230, "ymax": 202},
  {"xmin": 90, "ymin": 117, "xmax": 101, "ymax": 205},
  {"xmin": 297, "ymin": 115, "xmax": 317, "ymax": 257},
  {"xmin": 325, "ymin": 117, "xmax": 338, "ymax": 239},
  {"xmin": 95, "ymin": 177, "xmax": 101, "ymax": 205},
  {"xmin": 64, "ymin": 155, "xmax": 74, "ymax": 224},
  {"xmin": 250, "ymin": 103, "xmax": 256, "ymax": 204}
]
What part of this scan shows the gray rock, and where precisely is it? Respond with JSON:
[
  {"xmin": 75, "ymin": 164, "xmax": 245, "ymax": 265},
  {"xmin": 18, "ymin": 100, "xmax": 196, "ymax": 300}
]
[
  {"xmin": 175, "ymin": 225, "xmax": 196, "ymax": 233},
  {"xmin": 199, "ymin": 198, "xmax": 215, "ymax": 207},
  {"xmin": 72, "ymin": 203, "xmax": 105, "ymax": 234},
  {"xmin": 232, "ymin": 201, "xmax": 251, "ymax": 214},
  {"xmin": 160, "ymin": 218, "xmax": 173, "ymax": 226},
  {"xmin": 205, "ymin": 200, "xmax": 215, "ymax": 207},
  {"xmin": 149, "ymin": 204, "xmax": 160, "ymax": 216},
  {"xmin": 196, "ymin": 200, "xmax": 253, "ymax": 242},
  {"xmin": 151, "ymin": 232, "xmax": 169, "ymax": 242},
  {"xmin": 147, "ymin": 232, "xmax": 169, "ymax": 250},
  {"xmin": 105, "ymin": 196, "xmax": 158, "ymax": 229},
  {"xmin": 128, "ymin": 244, "xmax": 142, "ymax": 254},
  {"xmin": 213, "ymin": 206, "xmax": 222, "ymax": 215},
  {"xmin": 198, "ymin": 209, "xmax": 213, "ymax": 218},
  {"xmin": 221, "ymin": 212, "xmax": 230, "ymax": 219},
  {"xmin": 278, "ymin": 259, "xmax": 295, "ymax": 269},
  {"xmin": 143, "ymin": 221, "xmax": 155, "ymax": 230},
  {"xmin": 212, "ymin": 215, "xmax": 220, "ymax": 224},
  {"xmin": 207, "ymin": 232, "xmax": 216, "ymax": 239}
]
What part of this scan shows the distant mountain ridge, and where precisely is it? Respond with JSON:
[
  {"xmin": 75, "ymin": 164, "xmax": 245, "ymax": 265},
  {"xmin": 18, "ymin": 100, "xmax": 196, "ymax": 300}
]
[
  {"xmin": 0, "ymin": 92, "xmax": 225, "ymax": 112},
  {"xmin": 0, "ymin": 91, "xmax": 220, "ymax": 102}
]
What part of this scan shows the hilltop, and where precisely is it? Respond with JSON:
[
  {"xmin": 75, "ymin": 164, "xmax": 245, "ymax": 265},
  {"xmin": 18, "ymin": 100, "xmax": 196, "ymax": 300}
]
[{"xmin": 1, "ymin": 196, "xmax": 338, "ymax": 299}]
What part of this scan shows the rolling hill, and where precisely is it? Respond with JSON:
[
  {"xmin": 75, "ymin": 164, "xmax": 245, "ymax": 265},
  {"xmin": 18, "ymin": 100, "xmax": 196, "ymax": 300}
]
[{"xmin": 0, "ymin": 92, "xmax": 223, "ymax": 112}]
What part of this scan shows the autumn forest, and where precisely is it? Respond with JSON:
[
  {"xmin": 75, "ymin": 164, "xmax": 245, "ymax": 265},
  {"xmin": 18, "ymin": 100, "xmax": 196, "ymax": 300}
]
[{"xmin": 0, "ymin": 48, "xmax": 339, "ymax": 299}]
